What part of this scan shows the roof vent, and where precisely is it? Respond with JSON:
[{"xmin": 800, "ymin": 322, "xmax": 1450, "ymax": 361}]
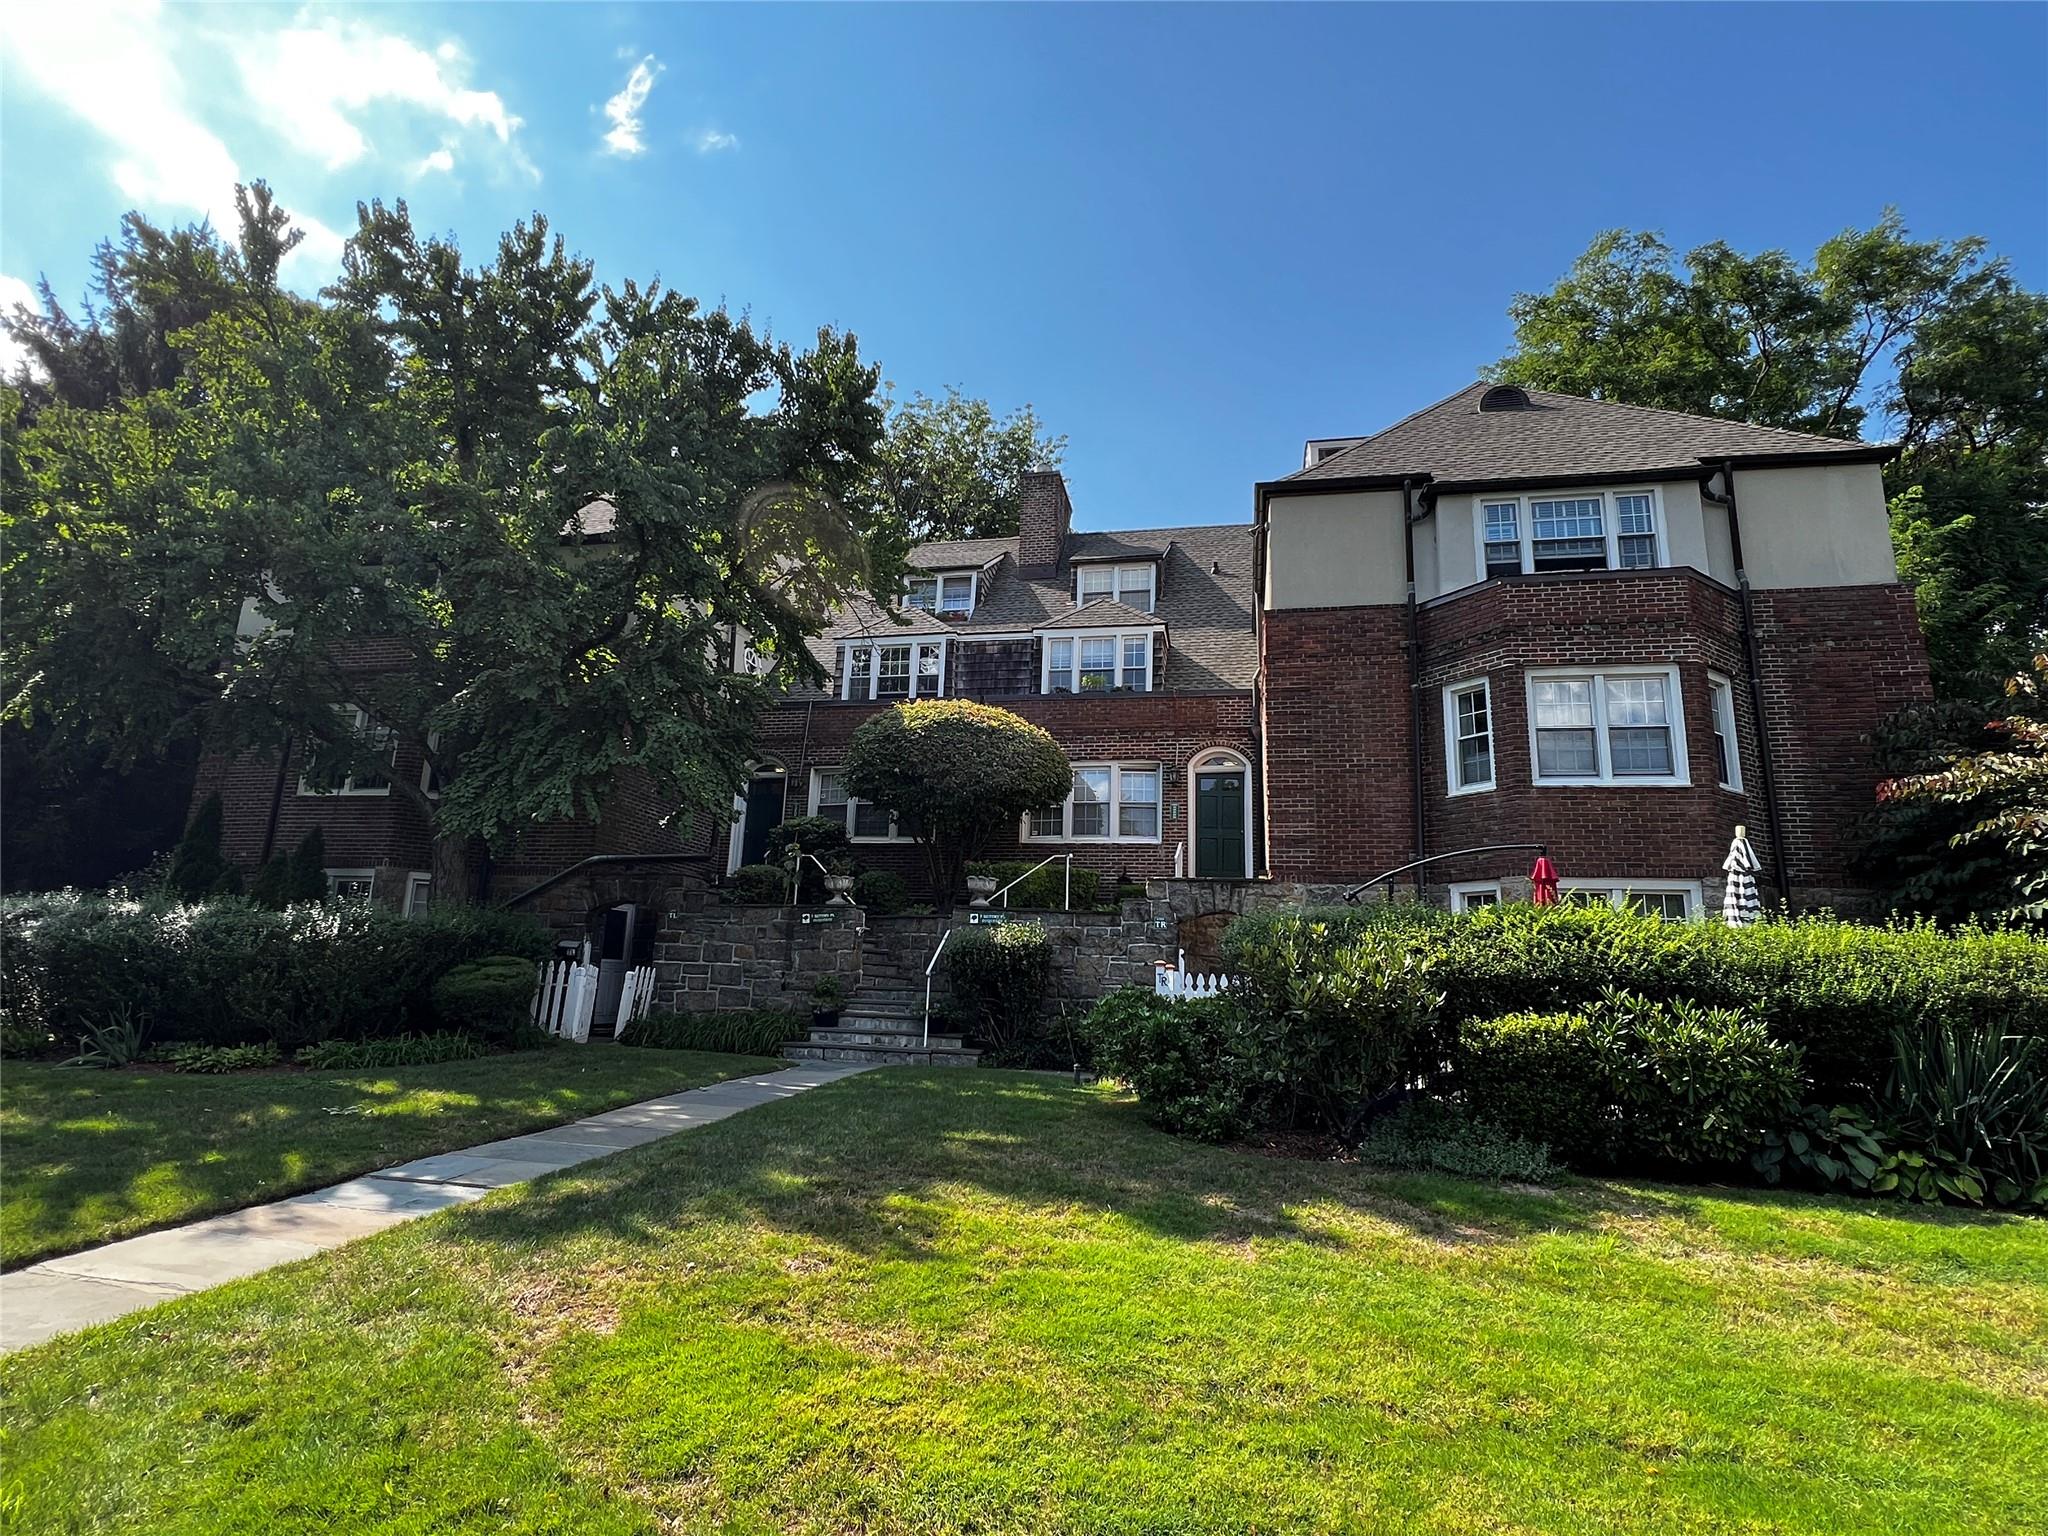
[{"xmin": 1478, "ymin": 384, "xmax": 1532, "ymax": 413}]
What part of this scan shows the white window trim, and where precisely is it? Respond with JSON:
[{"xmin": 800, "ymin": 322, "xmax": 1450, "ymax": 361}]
[
  {"xmin": 1442, "ymin": 677, "xmax": 1495, "ymax": 796},
  {"xmin": 1707, "ymin": 671, "xmax": 1743, "ymax": 792},
  {"xmin": 1448, "ymin": 881, "xmax": 1502, "ymax": 912},
  {"xmin": 325, "ymin": 868, "xmax": 376, "ymax": 901},
  {"xmin": 809, "ymin": 766, "xmax": 909, "ymax": 843},
  {"xmin": 298, "ymin": 706, "xmax": 397, "ymax": 796},
  {"xmin": 905, "ymin": 570, "xmax": 979, "ymax": 616},
  {"xmin": 1557, "ymin": 878, "xmax": 1705, "ymax": 921},
  {"xmin": 403, "ymin": 872, "xmax": 433, "ymax": 917},
  {"xmin": 420, "ymin": 730, "xmax": 443, "ymax": 799},
  {"xmin": 838, "ymin": 636, "xmax": 949, "ymax": 703},
  {"xmin": 1073, "ymin": 562, "xmax": 1158, "ymax": 614},
  {"xmin": 1022, "ymin": 761, "xmax": 1164, "ymax": 844},
  {"xmin": 1472, "ymin": 486, "xmax": 1664, "ymax": 580},
  {"xmin": 1037, "ymin": 628, "xmax": 1160, "ymax": 694},
  {"xmin": 1525, "ymin": 665, "xmax": 1691, "ymax": 788},
  {"xmin": 726, "ymin": 759, "xmax": 788, "ymax": 874},
  {"xmin": 1187, "ymin": 749, "xmax": 1254, "ymax": 879}
]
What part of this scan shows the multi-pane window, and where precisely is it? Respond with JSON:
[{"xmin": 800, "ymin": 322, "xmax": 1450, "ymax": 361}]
[
  {"xmin": 1528, "ymin": 668, "xmax": 1687, "ymax": 785},
  {"xmin": 299, "ymin": 706, "xmax": 398, "ymax": 796},
  {"xmin": 1449, "ymin": 883, "xmax": 1501, "ymax": 912},
  {"xmin": 1476, "ymin": 488, "xmax": 1661, "ymax": 578},
  {"xmin": 1530, "ymin": 497, "xmax": 1607, "ymax": 572},
  {"xmin": 1708, "ymin": 672, "xmax": 1742, "ymax": 791},
  {"xmin": 840, "ymin": 640, "xmax": 945, "ymax": 701},
  {"xmin": 1564, "ymin": 883, "xmax": 1698, "ymax": 920},
  {"xmin": 1075, "ymin": 563, "xmax": 1157, "ymax": 613},
  {"xmin": 1483, "ymin": 502, "xmax": 1521, "ymax": 579},
  {"xmin": 1041, "ymin": 631, "xmax": 1156, "ymax": 694},
  {"xmin": 906, "ymin": 573, "xmax": 975, "ymax": 614},
  {"xmin": 1445, "ymin": 679, "xmax": 1494, "ymax": 794},
  {"xmin": 1026, "ymin": 762, "xmax": 1163, "ymax": 842},
  {"xmin": 325, "ymin": 870, "xmax": 376, "ymax": 901},
  {"xmin": 404, "ymin": 873, "xmax": 433, "ymax": 917},
  {"xmin": 813, "ymin": 769, "xmax": 899, "ymax": 841}
]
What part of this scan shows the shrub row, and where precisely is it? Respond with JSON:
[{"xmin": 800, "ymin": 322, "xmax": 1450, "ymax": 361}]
[
  {"xmin": 0, "ymin": 893, "xmax": 551, "ymax": 1051},
  {"xmin": 622, "ymin": 1008, "xmax": 803, "ymax": 1055},
  {"xmin": 1221, "ymin": 903, "xmax": 2047, "ymax": 1098},
  {"xmin": 295, "ymin": 1032, "xmax": 494, "ymax": 1070}
]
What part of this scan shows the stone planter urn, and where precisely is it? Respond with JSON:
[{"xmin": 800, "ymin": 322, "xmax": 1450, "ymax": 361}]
[
  {"xmin": 966, "ymin": 874, "xmax": 998, "ymax": 907},
  {"xmin": 824, "ymin": 874, "xmax": 856, "ymax": 906}
]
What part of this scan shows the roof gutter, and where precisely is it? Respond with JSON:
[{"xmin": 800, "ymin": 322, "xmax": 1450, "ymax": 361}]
[{"xmin": 1701, "ymin": 461, "xmax": 1791, "ymax": 906}]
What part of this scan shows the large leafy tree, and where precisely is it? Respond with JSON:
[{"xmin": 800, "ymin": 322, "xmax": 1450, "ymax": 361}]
[
  {"xmin": 841, "ymin": 700, "xmax": 1073, "ymax": 896},
  {"xmin": 5, "ymin": 192, "xmax": 899, "ymax": 902},
  {"xmin": 1494, "ymin": 213, "xmax": 2045, "ymax": 700},
  {"xmin": 864, "ymin": 386, "xmax": 1064, "ymax": 543}
]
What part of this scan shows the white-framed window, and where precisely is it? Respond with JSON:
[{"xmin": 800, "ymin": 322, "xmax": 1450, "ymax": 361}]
[
  {"xmin": 906, "ymin": 571, "xmax": 977, "ymax": 615},
  {"xmin": 1473, "ymin": 487, "xmax": 1664, "ymax": 578},
  {"xmin": 1558, "ymin": 880, "xmax": 1704, "ymax": 921},
  {"xmin": 1443, "ymin": 678, "xmax": 1494, "ymax": 795},
  {"xmin": 420, "ymin": 731, "xmax": 444, "ymax": 799},
  {"xmin": 325, "ymin": 869, "xmax": 376, "ymax": 902},
  {"xmin": 838, "ymin": 638, "xmax": 947, "ymax": 702},
  {"xmin": 1040, "ymin": 630, "xmax": 1157, "ymax": 694},
  {"xmin": 811, "ymin": 767, "xmax": 904, "ymax": 842},
  {"xmin": 1526, "ymin": 666, "xmax": 1689, "ymax": 786},
  {"xmin": 1448, "ymin": 882, "xmax": 1502, "ymax": 913},
  {"xmin": 299, "ymin": 706, "xmax": 397, "ymax": 796},
  {"xmin": 1074, "ymin": 563, "xmax": 1157, "ymax": 613},
  {"xmin": 403, "ymin": 872, "xmax": 433, "ymax": 916},
  {"xmin": 1707, "ymin": 672, "xmax": 1742, "ymax": 792},
  {"xmin": 1024, "ymin": 762, "xmax": 1162, "ymax": 843}
]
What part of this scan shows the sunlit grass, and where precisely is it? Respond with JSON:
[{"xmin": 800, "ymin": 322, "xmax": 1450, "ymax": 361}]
[
  {"xmin": 3, "ymin": 1070, "xmax": 2041, "ymax": 1534},
  {"xmin": 0, "ymin": 1049, "xmax": 778, "ymax": 1266}
]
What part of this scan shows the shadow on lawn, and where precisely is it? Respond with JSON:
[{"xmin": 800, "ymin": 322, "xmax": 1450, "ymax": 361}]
[{"xmin": 442, "ymin": 1070, "xmax": 1613, "ymax": 1264}]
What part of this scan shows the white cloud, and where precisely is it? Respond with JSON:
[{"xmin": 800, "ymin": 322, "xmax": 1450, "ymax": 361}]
[
  {"xmin": 232, "ymin": 19, "xmax": 530, "ymax": 179},
  {"xmin": 0, "ymin": 275, "xmax": 45, "ymax": 380},
  {"xmin": 694, "ymin": 129, "xmax": 740, "ymax": 154},
  {"xmin": 602, "ymin": 55, "xmax": 662, "ymax": 157},
  {"xmin": 413, "ymin": 147, "xmax": 456, "ymax": 178}
]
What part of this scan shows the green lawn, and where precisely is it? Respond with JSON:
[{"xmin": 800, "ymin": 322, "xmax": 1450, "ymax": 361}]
[
  {"xmin": 4, "ymin": 1070, "xmax": 2043, "ymax": 1535},
  {"xmin": 0, "ymin": 1049, "xmax": 778, "ymax": 1267}
]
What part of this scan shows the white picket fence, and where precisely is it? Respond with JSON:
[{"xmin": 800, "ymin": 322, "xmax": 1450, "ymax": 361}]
[
  {"xmin": 532, "ymin": 960, "xmax": 660, "ymax": 1042},
  {"xmin": 1154, "ymin": 951, "xmax": 1233, "ymax": 1001}
]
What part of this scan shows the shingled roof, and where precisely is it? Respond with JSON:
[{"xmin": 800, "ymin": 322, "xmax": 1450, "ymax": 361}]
[
  {"xmin": 1284, "ymin": 383, "xmax": 1888, "ymax": 488},
  {"xmin": 802, "ymin": 521, "xmax": 1257, "ymax": 692}
]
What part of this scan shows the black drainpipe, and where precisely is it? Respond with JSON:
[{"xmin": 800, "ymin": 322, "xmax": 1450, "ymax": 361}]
[
  {"xmin": 1702, "ymin": 461, "xmax": 1791, "ymax": 904},
  {"xmin": 1401, "ymin": 478, "xmax": 1426, "ymax": 900},
  {"xmin": 257, "ymin": 730, "xmax": 294, "ymax": 866}
]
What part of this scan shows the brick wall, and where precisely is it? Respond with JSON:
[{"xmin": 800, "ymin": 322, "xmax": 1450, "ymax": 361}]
[{"xmin": 730, "ymin": 691, "xmax": 1259, "ymax": 896}]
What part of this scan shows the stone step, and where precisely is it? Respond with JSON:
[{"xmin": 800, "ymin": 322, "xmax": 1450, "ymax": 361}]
[
  {"xmin": 815, "ymin": 1027, "xmax": 967, "ymax": 1050},
  {"xmin": 782, "ymin": 1042, "xmax": 980, "ymax": 1068}
]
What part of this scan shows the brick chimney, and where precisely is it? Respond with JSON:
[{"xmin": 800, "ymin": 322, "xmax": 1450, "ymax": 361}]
[{"xmin": 1016, "ymin": 469, "xmax": 1072, "ymax": 575}]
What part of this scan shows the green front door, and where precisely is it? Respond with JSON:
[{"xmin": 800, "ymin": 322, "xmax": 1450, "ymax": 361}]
[{"xmin": 1194, "ymin": 769, "xmax": 1246, "ymax": 879}]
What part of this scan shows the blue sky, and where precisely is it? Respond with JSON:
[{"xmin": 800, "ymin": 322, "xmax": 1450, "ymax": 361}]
[{"xmin": 4, "ymin": 3, "xmax": 2043, "ymax": 530}]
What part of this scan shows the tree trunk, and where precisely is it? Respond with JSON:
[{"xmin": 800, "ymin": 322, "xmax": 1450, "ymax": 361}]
[{"xmin": 429, "ymin": 830, "xmax": 478, "ymax": 907}]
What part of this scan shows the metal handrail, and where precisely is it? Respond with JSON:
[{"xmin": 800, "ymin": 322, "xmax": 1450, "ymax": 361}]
[
  {"xmin": 987, "ymin": 852, "xmax": 1073, "ymax": 910},
  {"xmin": 1342, "ymin": 842, "xmax": 1548, "ymax": 903},
  {"xmin": 922, "ymin": 928, "xmax": 956, "ymax": 1046},
  {"xmin": 787, "ymin": 850, "xmax": 832, "ymax": 906}
]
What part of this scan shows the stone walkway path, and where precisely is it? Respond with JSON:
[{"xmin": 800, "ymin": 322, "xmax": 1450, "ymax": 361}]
[{"xmin": 1, "ymin": 1063, "xmax": 868, "ymax": 1354}]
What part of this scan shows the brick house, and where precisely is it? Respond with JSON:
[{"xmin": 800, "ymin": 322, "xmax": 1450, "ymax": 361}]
[
  {"xmin": 1261, "ymin": 382, "xmax": 1931, "ymax": 915},
  {"xmin": 191, "ymin": 380, "xmax": 1930, "ymax": 936}
]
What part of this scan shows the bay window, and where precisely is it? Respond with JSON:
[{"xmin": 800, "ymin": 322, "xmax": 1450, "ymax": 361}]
[
  {"xmin": 1075, "ymin": 562, "xmax": 1157, "ymax": 613},
  {"xmin": 839, "ymin": 639, "xmax": 946, "ymax": 701},
  {"xmin": 1040, "ymin": 630, "xmax": 1157, "ymax": 694},
  {"xmin": 1026, "ymin": 762, "xmax": 1163, "ymax": 842},
  {"xmin": 1527, "ymin": 666, "xmax": 1689, "ymax": 786},
  {"xmin": 1708, "ymin": 672, "xmax": 1742, "ymax": 791},
  {"xmin": 1474, "ymin": 487, "xmax": 1663, "ymax": 578}
]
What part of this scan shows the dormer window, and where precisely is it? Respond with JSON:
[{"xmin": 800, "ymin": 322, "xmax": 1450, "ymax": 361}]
[
  {"xmin": 1074, "ymin": 562, "xmax": 1156, "ymax": 613},
  {"xmin": 1476, "ymin": 488, "xmax": 1663, "ymax": 578},
  {"xmin": 838, "ymin": 638, "xmax": 947, "ymax": 701},
  {"xmin": 906, "ymin": 572, "xmax": 976, "ymax": 615},
  {"xmin": 1041, "ymin": 630, "xmax": 1155, "ymax": 694}
]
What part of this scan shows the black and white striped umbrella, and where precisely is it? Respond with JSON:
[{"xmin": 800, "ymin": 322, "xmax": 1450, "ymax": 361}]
[{"xmin": 1722, "ymin": 825, "xmax": 1763, "ymax": 926}]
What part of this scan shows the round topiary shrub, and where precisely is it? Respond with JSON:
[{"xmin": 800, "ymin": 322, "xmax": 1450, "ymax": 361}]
[{"xmin": 431, "ymin": 955, "xmax": 538, "ymax": 1042}]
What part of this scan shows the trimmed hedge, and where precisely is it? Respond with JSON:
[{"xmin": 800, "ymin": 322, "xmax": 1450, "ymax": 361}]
[
  {"xmin": 1454, "ymin": 1012, "xmax": 1615, "ymax": 1167},
  {"xmin": 947, "ymin": 921, "xmax": 1053, "ymax": 1059},
  {"xmin": 622, "ymin": 1008, "xmax": 802, "ymax": 1055},
  {"xmin": 430, "ymin": 956, "xmax": 539, "ymax": 1042},
  {"xmin": 0, "ymin": 893, "xmax": 551, "ymax": 1050},
  {"xmin": 729, "ymin": 864, "xmax": 788, "ymax": 906},
  {"xmin": 1223, "ymin": 902, "xmax": 2047, "ymax": 1099},
  {"xmin": 1083, "ymin": 987, "xmax": 1263, "ymax": 1142},
  {"xmin": 972, "ymin": 861, "xmax": 1102, "ymax": 911}
]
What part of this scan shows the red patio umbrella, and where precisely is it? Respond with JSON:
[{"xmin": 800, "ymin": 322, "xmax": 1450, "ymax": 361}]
[{"xmin": 1529, "ymin": 854, "xmax": 1560, "ymax": 906}]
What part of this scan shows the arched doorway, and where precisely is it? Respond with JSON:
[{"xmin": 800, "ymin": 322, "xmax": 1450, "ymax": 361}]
[
  {"xmin": 730, "ymin": 759, "xmax": 789, "ymax": 872},
  {"xmin": 1189, "ymin": 751, "xmax": 1251, "ymax": 880}
]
